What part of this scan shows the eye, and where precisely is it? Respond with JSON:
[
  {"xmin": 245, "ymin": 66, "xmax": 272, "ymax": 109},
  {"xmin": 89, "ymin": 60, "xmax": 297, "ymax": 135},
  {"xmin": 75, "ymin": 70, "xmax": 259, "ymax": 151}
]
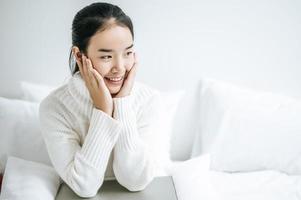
[
  {"xmin": 126, "ymin": 51, "xmax": 133, "ymax": 56},
  {"xmin": 100, "ymin": 55, "xmax": 112, "ymax": 60}
]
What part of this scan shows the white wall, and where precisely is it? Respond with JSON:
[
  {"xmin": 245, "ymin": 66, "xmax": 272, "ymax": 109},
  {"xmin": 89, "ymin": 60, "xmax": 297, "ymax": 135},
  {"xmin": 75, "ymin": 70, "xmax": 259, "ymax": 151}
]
[{"xmin": 0, "ymin": 0, "xmax": 300, "ymax": 99}]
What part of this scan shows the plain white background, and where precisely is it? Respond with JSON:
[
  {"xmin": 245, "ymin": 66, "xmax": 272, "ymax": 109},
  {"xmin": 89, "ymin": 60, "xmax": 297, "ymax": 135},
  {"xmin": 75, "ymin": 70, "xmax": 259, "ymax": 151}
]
[{"xmin": 0, "ymin": 0, "xmax": 300, "ymax": 99}]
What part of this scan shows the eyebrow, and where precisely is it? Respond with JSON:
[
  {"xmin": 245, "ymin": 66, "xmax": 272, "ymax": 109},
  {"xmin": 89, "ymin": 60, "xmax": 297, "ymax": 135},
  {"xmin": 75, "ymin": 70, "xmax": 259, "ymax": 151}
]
[{"xmin": 97, "ymin": 44, "xmax": 134, "ymax": 52}]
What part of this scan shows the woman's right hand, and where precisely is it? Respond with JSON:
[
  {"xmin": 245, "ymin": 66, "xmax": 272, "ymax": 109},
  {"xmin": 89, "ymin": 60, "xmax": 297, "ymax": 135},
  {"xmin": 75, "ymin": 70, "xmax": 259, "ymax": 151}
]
[{"xmin": 76, "ymin": 54, "xmax": 113, "ymax": 116}]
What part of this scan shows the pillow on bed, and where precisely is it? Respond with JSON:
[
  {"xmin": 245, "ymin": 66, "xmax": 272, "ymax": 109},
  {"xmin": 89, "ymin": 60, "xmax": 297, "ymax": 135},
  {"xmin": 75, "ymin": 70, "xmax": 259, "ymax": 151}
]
[
  {"xmin": 20, "ymin": 81, "xmax": 56, "ymax": 102},
  {"xmin": 191, "ymin": 78, "xmax": 247, "ymax": 156},
  {"xmin": 0, "ymin": 156, "xmax": 61, "ymax": 199},
  {"xmin": 201, "ymin": 79, "xmax": 301, "ymax": 175},
  {"xmin": 0, "ymin": 97, "xmax": 51, "ymax": 174}
]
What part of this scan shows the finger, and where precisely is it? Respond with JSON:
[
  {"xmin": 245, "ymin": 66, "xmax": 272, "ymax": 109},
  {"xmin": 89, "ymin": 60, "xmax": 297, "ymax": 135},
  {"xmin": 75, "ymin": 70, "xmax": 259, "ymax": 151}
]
[
  {"xmin": 122, "ymin": 63, "xmax": 137, "ymax": 89},
  {"xmin": 82, "ymin": 56, "xmax": 94, "ymax": 89},
  {"xmin": 83, "ymin": 56, "xmax": 94, "ymax": 84},
  {"xmin": 127, "ymin": 61, "xmax": 138, "ymax": 80},
  {"xmin": 77, "ymin": 56, "xmax": 90, "ymax": 87},
  {"xmin": 86, "ymin": 58, "xmax": 98, "ymax": 88},
  {"xmin": 81, "ymin": 55, "xmax": 90, "ymax": 84},
  {"xmin": 90, "ymin": 68, "xmax": 105, "ymax": 87},
  {"xmin": 82, "ymin": 55, "xmax": 89, "ymax": 79},
  {"xmin": 75, "ymin": 55, "xmax": 84, "ymax": 78}
]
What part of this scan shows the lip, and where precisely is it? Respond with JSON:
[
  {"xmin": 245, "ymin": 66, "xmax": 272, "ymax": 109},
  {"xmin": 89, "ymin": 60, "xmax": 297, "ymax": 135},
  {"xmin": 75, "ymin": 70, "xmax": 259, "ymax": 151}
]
[
  {"xmin": 105, "ymin": 75, "xmax": 125, "ymax": 78},
  {"xmin": 104, "ymin": 76, "xmax": 124, "ymax": 86}
]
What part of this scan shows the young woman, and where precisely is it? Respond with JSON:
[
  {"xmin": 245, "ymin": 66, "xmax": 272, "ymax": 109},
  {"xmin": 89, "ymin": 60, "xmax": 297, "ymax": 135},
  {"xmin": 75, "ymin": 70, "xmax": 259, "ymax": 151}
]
[{"xmin": 39, "ymin": 2, "xmax": 171, "ymax": 198}]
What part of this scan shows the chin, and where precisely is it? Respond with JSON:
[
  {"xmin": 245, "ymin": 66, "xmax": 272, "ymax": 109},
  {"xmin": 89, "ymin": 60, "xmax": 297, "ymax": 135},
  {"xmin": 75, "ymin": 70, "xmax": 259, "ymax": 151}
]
[{"xmin": 109, "ymin": 87, "xmax": 121, "ymax": 96}]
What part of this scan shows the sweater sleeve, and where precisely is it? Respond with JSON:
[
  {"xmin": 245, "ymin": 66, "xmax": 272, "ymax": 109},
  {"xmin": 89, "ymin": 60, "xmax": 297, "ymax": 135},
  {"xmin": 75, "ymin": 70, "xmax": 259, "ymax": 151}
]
[
  {"xmin": 39, "ymin": 98, "xmax": 122, "ymax": 198},
  {"xmin": 112, "ymin": 93, "xmax": 172, "ymax": 192}
]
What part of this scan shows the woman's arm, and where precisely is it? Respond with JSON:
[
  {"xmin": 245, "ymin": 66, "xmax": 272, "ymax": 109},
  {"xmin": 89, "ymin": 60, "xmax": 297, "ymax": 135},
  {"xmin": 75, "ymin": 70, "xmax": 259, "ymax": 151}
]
[
  {"xmin": 39, "ymin": 98, "xmax": 122, "ymax": 198},
  {"xmin": 112, "ymin": 93, "xmax": 171, "ymax": 191}
]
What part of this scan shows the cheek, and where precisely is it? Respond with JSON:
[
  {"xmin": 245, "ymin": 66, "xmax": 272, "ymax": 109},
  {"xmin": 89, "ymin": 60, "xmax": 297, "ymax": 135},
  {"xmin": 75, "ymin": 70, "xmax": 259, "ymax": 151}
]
[{"xmin": 92, "ymin": 60, "xmax": 111, "ymax": 75}]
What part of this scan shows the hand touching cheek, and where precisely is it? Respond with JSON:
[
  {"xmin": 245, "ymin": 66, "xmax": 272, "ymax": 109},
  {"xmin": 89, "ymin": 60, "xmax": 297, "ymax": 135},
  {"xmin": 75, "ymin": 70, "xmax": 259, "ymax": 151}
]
[
  {"xmin": 113, "ymin": 53, "xmax": 138, "ymax": 98},
  {"xmin": 76, "ymin": 54, "xmax": 114, "ymax": 116}
]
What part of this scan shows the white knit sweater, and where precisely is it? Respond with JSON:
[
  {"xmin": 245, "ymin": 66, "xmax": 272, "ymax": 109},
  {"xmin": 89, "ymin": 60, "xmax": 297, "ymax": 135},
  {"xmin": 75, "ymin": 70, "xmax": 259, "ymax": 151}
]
[{"xmin": 39, "ymin": 72, "xmax": 171, "ymax": 198}]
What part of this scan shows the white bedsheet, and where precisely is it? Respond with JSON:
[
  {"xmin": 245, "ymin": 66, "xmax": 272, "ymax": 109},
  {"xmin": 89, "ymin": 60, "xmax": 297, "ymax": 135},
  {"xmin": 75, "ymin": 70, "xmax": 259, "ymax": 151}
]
[{"xmin": 171, "ymin": 155, "xmax": 301, "ymax": 200}]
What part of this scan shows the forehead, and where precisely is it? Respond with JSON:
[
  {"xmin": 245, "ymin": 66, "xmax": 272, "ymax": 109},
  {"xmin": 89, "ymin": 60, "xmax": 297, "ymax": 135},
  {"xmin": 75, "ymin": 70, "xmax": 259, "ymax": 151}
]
[{"xmin": 88, "ymin": 25, "xmax": 133, "ymax": 52}]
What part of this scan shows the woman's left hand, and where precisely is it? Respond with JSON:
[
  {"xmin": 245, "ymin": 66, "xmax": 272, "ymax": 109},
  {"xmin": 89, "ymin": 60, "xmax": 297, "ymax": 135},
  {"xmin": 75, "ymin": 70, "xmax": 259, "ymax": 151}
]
[{"xmin": 113, "ymin": 53, "xmax": 138, "ymax": 98}]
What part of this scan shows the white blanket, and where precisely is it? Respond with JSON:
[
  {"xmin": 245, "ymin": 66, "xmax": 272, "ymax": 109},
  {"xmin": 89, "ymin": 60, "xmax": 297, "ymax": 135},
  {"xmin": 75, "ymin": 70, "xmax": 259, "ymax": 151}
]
[{"xmin": 171, "ymin": 155, "xmax": 301, "ymax": 200}]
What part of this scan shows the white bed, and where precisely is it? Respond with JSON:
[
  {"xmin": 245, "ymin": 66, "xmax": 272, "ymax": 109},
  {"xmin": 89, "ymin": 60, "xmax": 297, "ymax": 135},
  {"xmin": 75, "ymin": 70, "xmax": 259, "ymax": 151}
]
[
  {"xmin": 171, "ymin": 155, "xmax": 301, "ymax": 200},
  {"xmin": 1, "ymin": 78, "xmax": 301, "ymax": 199}
]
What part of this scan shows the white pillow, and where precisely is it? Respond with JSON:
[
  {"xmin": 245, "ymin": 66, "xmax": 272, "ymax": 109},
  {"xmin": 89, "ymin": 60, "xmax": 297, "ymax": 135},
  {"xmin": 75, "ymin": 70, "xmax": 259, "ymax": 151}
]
[
  {"xmin": 191, "ymin": 78, "xmax": 299, "ymax": 156},
  {"xmin": 159, "ymin": 90, "xmax": 185, "ymax": 122},
  {"xmin": 161, "ymin": 84, "xmax": 202, "ymax": 161},
  {"xmin": 211, "ymin": 101, "xmax": 301, "ymax": 175},
  {"xmin": 0, "ymin": 156, "xmax": 61, "ymax": 199},
  {"xmin": 159, "ymin": 90, "xmax": 187, "ymax": 161},
  {"xmin": 20, "ymin": 81, "xmax": 56, "ymax": 102},
  {"xmin": 195, "ymin": 78, "xmax": 301, "ymax": 174},
  {"xmin": 0, "ymin": 97, "xmax": 51, "ymax": 174}
]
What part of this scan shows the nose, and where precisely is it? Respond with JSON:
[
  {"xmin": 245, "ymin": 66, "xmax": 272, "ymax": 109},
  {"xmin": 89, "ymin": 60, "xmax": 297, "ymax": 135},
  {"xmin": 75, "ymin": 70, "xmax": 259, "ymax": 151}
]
[{"xmin": 111, "ymin": 56, "xmax": 125, "ymax": 73}]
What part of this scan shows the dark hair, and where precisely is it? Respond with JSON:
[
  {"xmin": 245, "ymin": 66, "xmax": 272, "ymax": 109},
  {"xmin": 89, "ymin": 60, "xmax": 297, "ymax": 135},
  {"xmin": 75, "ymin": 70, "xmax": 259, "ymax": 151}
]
[{"xmin": 69, "ymin": 2, "xmax": 134, "ymax": 75}]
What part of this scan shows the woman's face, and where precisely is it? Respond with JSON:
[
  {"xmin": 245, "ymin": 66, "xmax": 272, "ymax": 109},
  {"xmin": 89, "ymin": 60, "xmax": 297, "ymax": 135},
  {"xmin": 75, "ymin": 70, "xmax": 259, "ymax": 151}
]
[{"xmin": 86, "ymin": 24, "xmax": 135, "ymax": 95}]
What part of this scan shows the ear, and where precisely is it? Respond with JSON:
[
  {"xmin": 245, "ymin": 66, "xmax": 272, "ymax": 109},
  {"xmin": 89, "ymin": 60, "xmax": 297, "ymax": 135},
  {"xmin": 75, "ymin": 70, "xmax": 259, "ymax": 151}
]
[{"xmin": 72, "ymin": 46, "xmax": 82, "ymax": 61}]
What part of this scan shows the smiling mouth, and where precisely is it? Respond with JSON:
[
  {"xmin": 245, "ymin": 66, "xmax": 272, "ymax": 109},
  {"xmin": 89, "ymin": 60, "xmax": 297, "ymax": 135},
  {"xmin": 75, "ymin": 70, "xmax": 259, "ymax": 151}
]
[{"xmin": 104, "ymin": 76, "xmax": 124, "ymax": 85}]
